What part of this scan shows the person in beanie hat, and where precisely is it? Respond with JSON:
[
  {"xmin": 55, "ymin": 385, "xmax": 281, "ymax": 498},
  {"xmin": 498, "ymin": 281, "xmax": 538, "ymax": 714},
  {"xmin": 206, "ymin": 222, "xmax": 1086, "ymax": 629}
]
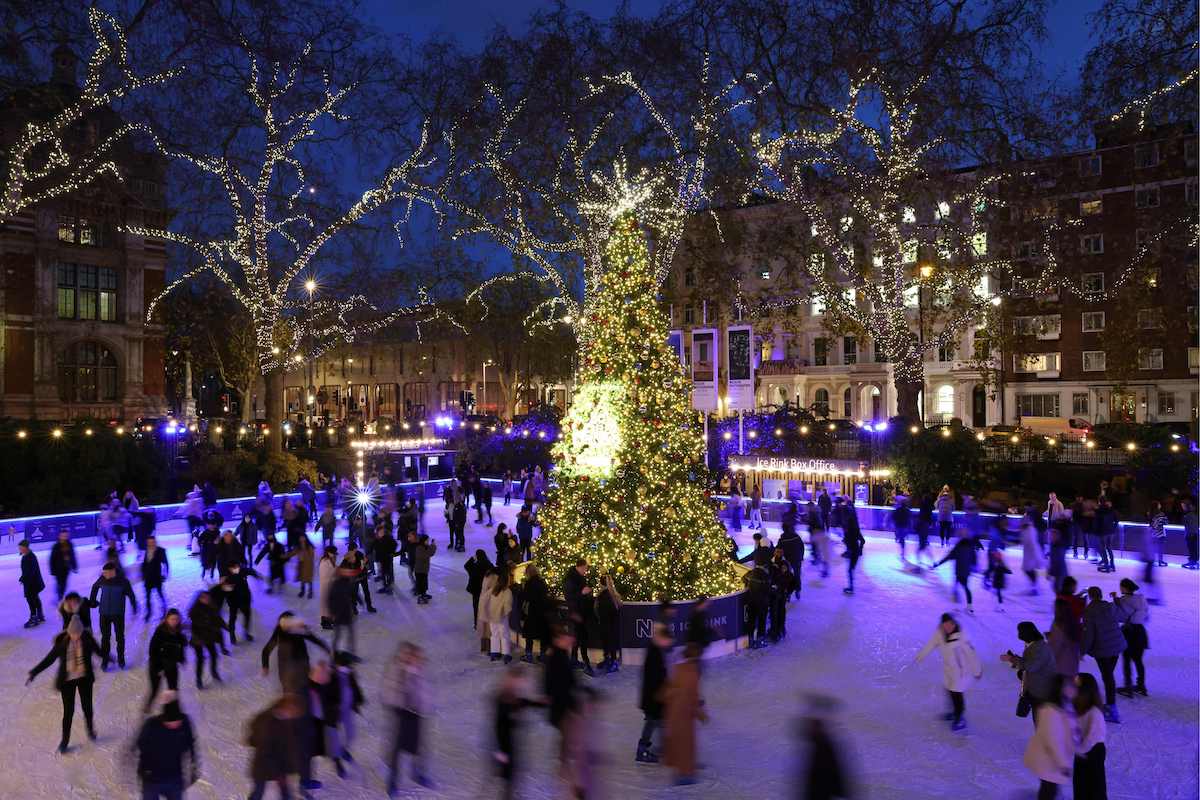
[
  {"xmin": 135, "ymin": 691, "xmax": 198, "ymax": 798},
  {"xmin": 28, "ymin": 614, "xmax": 101, "ymax": 752}
]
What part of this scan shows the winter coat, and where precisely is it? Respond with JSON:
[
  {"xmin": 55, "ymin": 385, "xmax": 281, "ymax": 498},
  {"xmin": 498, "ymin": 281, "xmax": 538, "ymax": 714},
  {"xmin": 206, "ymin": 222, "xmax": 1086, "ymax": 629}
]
[
  {"xmin": 149, "ymin": 625, "xmax": 189, "ymax": 671},
  {"xmin": 29, "ymin": 631, "xmax": 101, "ymax": 690},
  {"xmin": 261, "ymin": 625, "xmax": 330, "ymax": 690},
  {"xmin": 521, "ymin": 574, "xmax": 550, "ymax": 640},
  {"xmin": 328, "ymin": 576, "xmax": 356, "ymax": 626},
  {"xmin": 1081, "ymin": 600, "xmax": 1126, "ymax": 659},
  {"xmin": 198, "ymin": 529, "xmax": 219, "ymax": 569},
  {"xmin": 1113, "ymin": 593, "xmax": 1149, "ymax": 626},
  {"xmin": 778, "ymin": 530, "xmax": 806, "ymax": 564},
  {"xmin": 743, "ymin": 567, "xmax": 771, "ymax": 608},
  {"xmin": 563, "ymin": 568, "xmax": 588, "ymax": 614},
  {"xmin": 481, "ymin": 586, "xmax": 514, "ymax": 625},
  {"xmin": 286, "ymin": 544, "xmax": 316, "ymax": 583},
  {"xmin": 1094, "ymin": 506, "xmax": 1118, "ymax": 538},
  {"xmin": 380, "ymin": 657, "xmax": 424, "ymax": 714},
  {"xmin": 411, "ymin": 541, "xmax": 436, "ymax": 574},
  {"xmin": 936, "ymin": 492, "xmax": 954, "ymax": 522},
  {"xmin": 136, "ymin": 713, "xmax": 196, "ymax": 786},
  {"xmin": 663, "ymin": 657, "xmax": 705, "ymax": 775},
  {"xmin": 639, "ymin": 642, "xmax": 668, "ymax": 720},
  {"xmin": 142, "ymin": 547, "xmax": 169, "ymax": 587},
  {"xmin": 216, "ymin": 538, "xmax": 244, "ymax": 574},
  {"xmin": 1020, "ymin": 523, "xmax": 1046, "ymax": 572},
  {"xmin": 188, "ymin": 600, "xmax": 226, "ymax": 647},
  {"xmin": 916, "ymin": 628, "xmax": 982, "ymax": 693},
  {"xmin": 936, "ymin": 537, "xmax": 977, "ymax": 580},
  {"xmin": 245, "ymin": 706, "xmax": 306, "ymax": 782},
  {"xmin": 1012, "ymin": 640, "xmax": 1057, "ymax": 702},
  {"xmin": 465, "ymin": 556, "xmax": 491, "ymax": 595},
  {"xmin": 236, "ymin": 519, "xmax": 258, "ymax": 551},
  {"xmin": 49, "ymin": 542, "xmax": 77, "ymax": 578},
  {"xmin": 20, "ymin": 551, "xmax": 45, "ymax": 593},
  {"xmin": 318, "ymin": 557, "xmax": 337, "ymax": 619},
  {"xmin": 90, "ymin": 575, "xmax": 137, "ymax": 617},
  {"xmin": 1023, "ymin": 704, "xmax": 1072, "ymax": 784},
  {"xmin": 59, "ymin": 598, "xmax": 93, "ymax": 630},
  {"xmin": 1047, "ymin": 623, "xmax": 1081, "ymax": 676}
]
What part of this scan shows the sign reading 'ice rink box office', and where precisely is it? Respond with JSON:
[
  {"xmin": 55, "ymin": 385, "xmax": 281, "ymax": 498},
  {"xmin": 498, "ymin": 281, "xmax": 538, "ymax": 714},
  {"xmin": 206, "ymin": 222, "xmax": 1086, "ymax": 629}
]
[{"xmin": 619, "ymin": 591, "xmax": 747, "ymax": 649}]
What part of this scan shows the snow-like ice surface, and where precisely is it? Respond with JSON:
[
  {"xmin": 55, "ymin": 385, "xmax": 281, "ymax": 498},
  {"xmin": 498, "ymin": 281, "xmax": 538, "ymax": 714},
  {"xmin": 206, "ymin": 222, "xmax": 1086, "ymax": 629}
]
[{"xmin": 3, "ymin": 501, "xmax": 1197, "ymax": 799}]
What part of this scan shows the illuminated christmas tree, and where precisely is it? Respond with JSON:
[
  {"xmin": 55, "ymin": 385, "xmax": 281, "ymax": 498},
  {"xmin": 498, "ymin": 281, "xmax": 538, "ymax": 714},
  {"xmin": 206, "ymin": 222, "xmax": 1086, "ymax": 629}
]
[{"xmin": 534, "ymin": 213, "xmax": 740, "ymax": 601}]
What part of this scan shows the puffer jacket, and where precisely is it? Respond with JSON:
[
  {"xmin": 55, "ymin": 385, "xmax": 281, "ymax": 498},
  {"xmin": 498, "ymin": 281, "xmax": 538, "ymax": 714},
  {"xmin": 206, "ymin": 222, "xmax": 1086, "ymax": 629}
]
[
  {"xmin": 481, "ymin": 586, "xmax": 513, "ymax": 625},
  {"xmin": 1023, "ymin": 704, "xmax": 1072, "ymax": 784},
  {"xmin": 916, "ymin": 627, "xmax": 982, "ymax": 693},
  {"xmin": 1081, "ymin": 600, "xmax": 1127, "ymax": 659}
]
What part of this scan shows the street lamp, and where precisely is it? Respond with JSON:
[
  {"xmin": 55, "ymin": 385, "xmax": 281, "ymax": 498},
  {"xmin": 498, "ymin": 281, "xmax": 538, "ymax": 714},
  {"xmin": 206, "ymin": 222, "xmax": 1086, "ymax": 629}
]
[{"xmin": 481, "ymin": 359, "xmax": 493, "ymax": 414}]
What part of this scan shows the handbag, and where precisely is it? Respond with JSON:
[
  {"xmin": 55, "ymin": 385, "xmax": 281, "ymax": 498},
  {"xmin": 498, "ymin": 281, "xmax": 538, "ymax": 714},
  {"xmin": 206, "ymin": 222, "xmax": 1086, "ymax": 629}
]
[{"xmin": 1016, "ymin": 692, "xmax": 1032, "ymax": 718}]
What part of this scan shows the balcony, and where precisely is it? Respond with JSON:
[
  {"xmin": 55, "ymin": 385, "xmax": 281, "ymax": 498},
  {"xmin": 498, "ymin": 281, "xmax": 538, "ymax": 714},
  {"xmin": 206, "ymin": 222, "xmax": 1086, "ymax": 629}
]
[
  {"xmin": 1036, "ymin": 369, "xmax": 1060, "ymax": 379},
  {"xmin": 759, "ymin": 358, "xmax": 810, "ymax": 376}
]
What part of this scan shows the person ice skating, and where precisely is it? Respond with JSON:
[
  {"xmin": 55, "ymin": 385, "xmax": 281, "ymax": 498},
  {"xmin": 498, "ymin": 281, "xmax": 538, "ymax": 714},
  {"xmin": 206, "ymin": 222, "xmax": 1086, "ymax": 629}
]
[
  {"xmin": 142, "ymin": 535, "xmax": 170, "ymax": 620},
  {"xmin": 262, "ymin": 611, "xmax": 330, "ymax": 692},
  {"xmin": 1072, "ymin": 672, "xmax": 1108, "ymax": 799},
  {"xmin": 286, "ymin": 535, "xmax": 317, "ymax": 599},
  {"xmin": 1021, "ymin": 510, "xmax": 1047, "ymax": 593},
  {"xmin": 494, "ymin": 665, "xmax": 543, "ymax": 800},
  {"xmin": 315, "ymin": 506, "xmax": 337, "ymax": 550},
  {"xmin": 1001, "ymin": 621, "xmax": 1057, "ymax": 724},
  {"xmin": 345, "ymin": 541, "xmax": 377, "ymax": 614},
  {"xmin": 769, "ymin": 554, "xmax": 796, "ymax": 642},
  {"xmin": 501, "ymin": 470, "xmax": 514, "ymax": 506},
  {"xmin": 1181, "ymin": 499, "xmax": 1199, "ymax": 570},
  {"xmin": 245, "ymin": 693, "xmax": 308, "ymax": 800},
  {"xmin": 1023, "ymin": 675, "xmax": 1073, "ymax": 799},
  {"xmin": 749, "ymin": 484, "xmax": 763, "ymax": 529},
  {"xmin": 1081, "ymin": 585, "xmax": 1126, "ymax": 722},
  {"xmin": 843, "ymin": 506, "xmax": 866, "ymax": 595},
  {"xmin": 19, "ymin": 539, "xmax": 46, "ymax": 627},
  {"xmin": 411, "ymin": 534, "xmax": 437, "ymax": 604},
  {"xmin": 188, "ymin": 591, "xmax": 225, "ymax": 689},
  {"xmin": 663, "ymin": 641, "xmax": 708, "ymax": 786},
  {"xmin": 739, "ymin": 531, "xmax": 773, "ymax": 568},
  {"xmin": 990, "ymin": 549, "xmax": 1011, "ymax": 608},
  {"xmin": 1147, "ymin": 501, "xmax": 1169, "ymax": 567},
  {"xmin": 1095, "ymin": 499, "xmax": 1119, "ymax": 573},
  {"xmin": 520, "ymin": 564, "xmax": 550, "ymax": 662},
  {"xmin": 545, "ymin": 626, "xmax": 579, "ymax": 757},
  {"xmin": 307, "ymin": 660, "xmax": 345, "ymax": 780},
  {"xmin": 373, "ymin": 524, "xmax": 398, "ymax": 594},
  {"xmin": 1113, "ymin": 578, "xmax": 1149, "ymax": 698},
  {"xmin": 516, "ymin": 504, "xmax": 535, "ymax": 562},
  {"xmin": 136, "ymin": 694, "xmax": 198, "ymax": 799},
  {"xmin": 145, "ymin": 609, "xmax": 188, "ymax": 712},
  {"xmin": 481, "ymin": 568, "xmax": 515, "ymax": 664},
  {"xmin": 936, "ymin": 486, "xmax": 955, "ymax": 546},
  {"xmin": 236, "ymin": 512, "xmax": 258, "ymax": 564},
  {"xmin": 744, "ymin": 563, "xmax": 771, "ymax": 649},
  {"xmin": 318, "ymin": 545, "xmax": 339, "ymax": 630},
  {"xmin": 686, "ymin": 596, "xmax": 715, "ymax": 656},
  {"xmin": 255, "ymin": 536, "xmax": 287, "ymax": 594},
  {"xmin": 915, "ymin": 494, "xmax": 935, "ymax": 566},
  {"xmin": 597, "ymin": 573, "xmax": 622, "ymax": 672},
  {"xmin": 48, "ymin": 530, "xmax": 78, "ymax": 601},
  {"xmin": 450, "ymin": 496, "xmax": 467, "ymax": 552},
  {"xmin": 797, "ymin": 694, "xmax": 854, "ymax": 800},
  {"xmin": 59, "ymin": 591, "xmax": 93, "ymax": 631},
  {"xmin": 481, "ymin": 482, "xmax": 494, "ymax": 526},
  {"xmin": 465, "ymin": 549, "xmax": 493, "ymax": 637},
  {"xmin": 90, "ymin": 561, "xmax": 138, "ymax": 669},
  {"xmin": 891, "ymin": 495, "xmax": 912, "ymax": 565},
  {"xmin": 915, "ymin": 613, "xmax": 982, "ymax": 731},
  {"xmin": 636, "ymin": 623, "xmax": 671, "ymax": 764},
  {"xmin": 330, "ymin": 651, "xmax": 364, "ymax": 764},
  {"xmin": 778, "ymin": 507, "xmax": 806, "ymax": 598},
  {"xmin": 28, "ymin": 615, "xmax": 100, "ymax": 753},
  {"xmin": 216, "ymin": 529, "xmax": 243, "ymax": 577},
  {"xmin": 329, "ymin": 564, "xmax": 359, "ymax": 656},
  {"xmin": 220, "ymin": 562, "xmax": 254, "ymax": 644},
  {"xmin": 933, "ymin": 533, "xmax": 978, "ymax": 613},
  {"xmin": 382, "ymin": 642, "xmax": 433, "ymax": 793}
]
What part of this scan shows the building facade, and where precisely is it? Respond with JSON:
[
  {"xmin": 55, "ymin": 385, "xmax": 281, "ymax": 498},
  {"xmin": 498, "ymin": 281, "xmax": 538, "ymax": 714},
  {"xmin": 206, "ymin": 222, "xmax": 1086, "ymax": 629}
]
[{"xmin": 0, "ymin": 48, "xmax": 169, "ymax": 422}]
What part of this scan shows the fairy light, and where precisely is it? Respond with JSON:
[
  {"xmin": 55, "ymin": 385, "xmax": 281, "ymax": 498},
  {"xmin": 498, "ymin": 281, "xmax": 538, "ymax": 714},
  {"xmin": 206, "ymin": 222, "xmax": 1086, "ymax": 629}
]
[
  {"xmin": 534, "ymin": 213, "xmax": 740, "ymax": 601},
  {"xmin": 1108, "ymin": 57, "xmax": 1199, "ymax": 131},
  {"xmin": 52, "ymin": 428, "xmax": 63, "ymax": 439},
  {"xmin": 17, "ymin": 430, "xmax": 27, "ymax": 439},
  {"xmin": 130, "ymin": 44, "xmax": 445, "ymax": 378},
  {"xmin": 1, "ymin": 9, "xmax": 180, "ymax": 223}
]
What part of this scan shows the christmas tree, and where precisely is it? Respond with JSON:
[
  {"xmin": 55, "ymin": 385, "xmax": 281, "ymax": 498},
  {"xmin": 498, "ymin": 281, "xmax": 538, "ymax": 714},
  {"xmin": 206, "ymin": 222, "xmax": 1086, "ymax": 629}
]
[{"xmin": 534, "ymin": 213, "xmax": 741, "ymax": 601}]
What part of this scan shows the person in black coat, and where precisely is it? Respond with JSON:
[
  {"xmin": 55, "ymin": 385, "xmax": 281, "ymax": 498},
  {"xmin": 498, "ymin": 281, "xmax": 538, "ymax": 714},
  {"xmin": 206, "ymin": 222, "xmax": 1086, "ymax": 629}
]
[
  {"xmin": 373, "ymin": 527, "xmax": 398, "ymax": 594},
  {"xmin": 145, "ymin": 609, "xmax": 188, "ymax": 712},
  {"xmin": 261, "ymin": 611, "xmax": 330, "ymax": 692},
  {"xmin": 843, "ymin": 503, "xmax": 866, "ymax": 595},
  {"xmin": 934, "ymin": 534, "xmax": 978, "ymax": 612},
  {"xmin": 90, "ymin": 562, "xmax": 138, "ymax": 669},
  {"xmin": 798, "ymin": 697, "xmax": 852, "ymax": 800},
  {"xmin": 494, "ymin": 665, "xmax": 544, "ymax": 799},
  {"xmin": 686, "ymin": 596, "xmax": 715, "ymax": 655},
  {"xmin": 636, "ymin": 623, "xmax": 672, "ymax": 763},
  {"xmin": 59, "ymin": 591, "xmax": 93, "ymax": 631},
  {"xmin": 245, "ymin": 694, "xmax": 308, "ymax": 800},
  {"xmin": 465, "ymin": 549, "xmax": 493, "ymax": 635},
  {"xmin": 48, "ymin": 530, "xmax": 77, "ymax": 601},
  {"xmin": 141, "ymin": 535, "xmax": 170, "ymax": 621},
  {"xmin": 219, "ymin": 562, "xmax": 254, "ymax": 644},
  {"xmin": 738, "ymin": 532, "xmax": 774, "ymax": 568},
  {"xmin": 544, "ymin": 627, "xmax": 578, "ymax": 735},
  {"xmin": 216, "ymin": 530, "xmax": 244, "ymax": 577},
  {"xmin": 136, "ymin": 698, "xmax": 199, "ymax": 797},
  {"xmin": 778, "ymin": 524, "xmax": 806, "ymax": 600},
  {"xmin": 189, "ymin": 591, "xmax": 226, "ymax": 688},
  {"xmin": 19, "ymin": 539, "xmax": 46, "ymax": 627},
  {"xmin": 235, "ymin": 512, "xmax": 258, "ymax": 564},
  {"xmin": 329, "ymin": 566, "xmax": 359, "ymax": 656},
  {"xmin": 255, "ymin": 538, "xmax": 287, "ymax": 593},
  {"xmin": 769, "ymin": 555, "xmax": 797, "ymax": 642},
  {"xmin": 450, "ymin": 498, "xmax": 467, "ymax": 552},
  {"xmin": 744, "ymin": 565, "xmax": 771, "ymax": 648},
  {"xmin": 480, "ymin": 483, "xmax": 494, "ymax": 526},
  {"xmin": 28, "ymin": 616, "xmax": 100, "ymax": 752},
  {"xmin": 520, "ymin": 564, "xmax": 550, "ymax": 662}
]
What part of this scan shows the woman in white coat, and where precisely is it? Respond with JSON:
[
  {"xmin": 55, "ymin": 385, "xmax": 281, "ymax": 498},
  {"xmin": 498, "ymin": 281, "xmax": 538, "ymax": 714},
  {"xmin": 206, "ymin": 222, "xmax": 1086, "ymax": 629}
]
[
  {"xmin": 318, "ymin": 545, "xmax": 339, "ymax": 629},
  {"xmin": 480, "ymin": 569, "xmax": 513, "ymax": 663},
  {"xmin": 1023, "ymin": 675, "xmax": 1073, "ymax": 799},
  {"xmin": 1021, "ymin": 513, "xmax": 1047, "ymax": 594},
  {"xmin": 916, "ymin": 613, "xmax": 982, "ymax": 731}
]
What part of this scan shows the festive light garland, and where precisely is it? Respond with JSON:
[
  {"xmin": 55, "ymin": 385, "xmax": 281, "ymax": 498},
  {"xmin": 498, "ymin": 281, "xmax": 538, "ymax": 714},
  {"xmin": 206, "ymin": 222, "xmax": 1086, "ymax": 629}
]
[
  {"xmin": 533, "ymin": 209, "xmax": 740, "ymax": 601},
  {"xmin": 1107, "ymin": 47, "xmax": 1199, "ymax": 132},
  {"xmin": 129, "ymin": 44, "xmax": 444, "ymax": 375},
  {"xmin": 0, "ymin": 9, "xmax": 179, "ymax": 223}
]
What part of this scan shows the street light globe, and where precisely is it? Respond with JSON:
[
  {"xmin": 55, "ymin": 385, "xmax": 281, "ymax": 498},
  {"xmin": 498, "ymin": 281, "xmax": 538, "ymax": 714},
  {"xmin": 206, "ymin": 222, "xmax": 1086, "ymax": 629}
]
[
  {"xmin": 799, "ymin": 425, "xmax": 809, "ymax": 435},
  {"xmin": 722, "ymin": 431, "xmax": 732, "ymax": 440},
  {"xmin": 774, "ymin": 427, "xmax": 783, "ymax": 436},
  {"xmin": 1010, "ymin": 434, "xmax": 1020, "ymax": 444},
  {"xmin": 910, "ymin": 425, "xmax": 920, "ymax": 434},
  {"xmin": 17, "ymin": 430, "xmax": 27, "ymax": 439},
  {"xmin": 52, "ymin": 428, "xmax": 63, "ymax": 438},
  {"xmin": 271, "ymin": 346, "xmax": 280, "ymax": 355},
  {"xmin": 941, "ymin": 428, "xmax": 951, "ymax": 438},
  {"xmin": 1085, "ymin": 439, "xmax": 1095, "ymax": 449},
  {"xmin": 747, "ymin": 430, "xmax": 757, "ymax": 439},
  {"xmin": 975, "ymin": 432, "xmax": 985, "ymax": 441},
  {"xmin": 304, "ymin": 279, "xmax": 317, "ymax": 293},
  {"xmin": 1125, "ymin": 441, "xmax": 1137, "ymax": 451}
]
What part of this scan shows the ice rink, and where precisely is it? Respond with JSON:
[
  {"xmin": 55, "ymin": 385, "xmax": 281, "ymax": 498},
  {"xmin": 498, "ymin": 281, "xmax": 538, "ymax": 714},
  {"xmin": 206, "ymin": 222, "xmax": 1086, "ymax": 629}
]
[{"xmin": 2, "ymin": 500, "xmax": 1196, "ymax": 799}]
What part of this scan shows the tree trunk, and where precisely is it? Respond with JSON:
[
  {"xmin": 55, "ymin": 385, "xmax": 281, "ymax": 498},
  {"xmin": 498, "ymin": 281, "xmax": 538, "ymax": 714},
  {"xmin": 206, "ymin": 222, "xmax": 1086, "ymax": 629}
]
[
  {"xmin": 238, "ymin": 388, "xmax": 252, "ymax": 423},
  {"xmin": 892, "ymin": 349, "xmax": 925, "ymax": 423},
  {"xmin": 263, "ymin": 369, "xmax": 284, "ymax": 453}
]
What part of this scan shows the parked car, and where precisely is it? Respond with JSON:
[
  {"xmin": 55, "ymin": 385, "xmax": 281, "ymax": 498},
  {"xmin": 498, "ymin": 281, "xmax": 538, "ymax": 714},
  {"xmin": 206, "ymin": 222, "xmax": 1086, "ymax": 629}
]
[
  {"xmin": 1018, "ymin": 416, "xmax": 1092, "ymax": 441},
  {"xmin": 982, "ymin": 423, "xmax": 1029, "ymax": 443}
]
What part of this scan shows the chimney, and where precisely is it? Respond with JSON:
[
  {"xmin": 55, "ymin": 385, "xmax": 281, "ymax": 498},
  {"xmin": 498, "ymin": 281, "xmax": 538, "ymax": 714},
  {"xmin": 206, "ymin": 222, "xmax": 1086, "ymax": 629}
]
[{"xmin": 51, "ymin": 42, "xmax": 78, "ymax": 87}]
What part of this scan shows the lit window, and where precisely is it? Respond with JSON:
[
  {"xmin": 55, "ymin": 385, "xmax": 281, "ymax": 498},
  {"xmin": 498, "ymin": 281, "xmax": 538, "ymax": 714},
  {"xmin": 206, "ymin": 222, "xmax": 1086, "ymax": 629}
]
[
  {"xmin": 1135, "ymin": 187, "xmax": 1160, "ymax": 208},
  {"xmin": 759, "ymin": 269, "xmax": 771, "ymax": 281},
  {"xmin": 1138, "ymin": 348, "xmax": 1163, "ymax": 370},
  {"xmin": 902, "ymin": 207, "xmax": 916, "ymax": 224},
  {"xmin": 1081, "ymin": 312, "xmax": 1105, "ymax": 332},
  {"xmin": 811, "ymin": 296, "xmax": 825, "ymax": 316},
  {"xmin": 935, "ymin": 385, "xmax": 954, "ymax": 416},
  {"xmin": 843, "ymin": 336, "xmax": 857, "ymax": 365},
  {"xmin": 1017, "ymin": 393, "xmax": 1060, "ymax": 417},
  {"xmin": 1082, "ymin": 351, "xmax": 1106, "ymax": 372},
  {"xmin": 1080, "ymin": 198, "xmax": 1103, "ymax": 216},
  {"xmin": 1072, "ymin": 393, "xmax": 1089, "ymax": 415},
  {"xmin": 1080, "ymin": 234, "xmax": 1104, "ymax": 254},
  {"xmin": 1158, "ymin": 391, "xmax": 1176, "ymax": 416},
  {"xmin": 1144, "ymin": 269, "xmax": 1159, "ymax": 288},
  {"xmin": 971, "ymin": 232, "xmax": 987, "ymax": 256},
  {"xmin": 902, "ymin": 240, "xmax": 917, "ymax": 264},
  {"xmin": 1014, "ymin": 353, "xmax": 1059, "ymax": 373},
  {"xmin": 813, "ymin": 388, "xmax": 829, "ymax": 416},
  {"xmin": 938, "ymin": 341, "xmax": 956, "ymax": 362},
  {"xmin": 1190, "ymin": 348, "xmax": 1200, "ymax": 369},
  {"xmin": 904, "ymin": 285, "xmax": 919, "ymax": 308},
  {"xmin": 814, "ymin": 338, "xmax": 828, "ymax": 366}
]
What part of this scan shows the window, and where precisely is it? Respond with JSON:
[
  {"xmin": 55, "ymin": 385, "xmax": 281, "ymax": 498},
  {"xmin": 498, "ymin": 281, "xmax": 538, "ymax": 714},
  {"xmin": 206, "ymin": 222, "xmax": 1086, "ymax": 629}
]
[
  {"xmin": 1189, "ymin": 306, "xmax": 1197, "ymax": 333},
  {"xmin": 1079, "ymin": 154, "xmax": 1102, "ymax": 176},
  {"xmin": 1080, "ymin": 234, "xmax": 1104, "ymax": 254},
  {"xmin": 1135, "ymin": 187, "xmax": 1160, "ymax": 208},
  {"xmin": 1138, "ymin": 348, "xmax": 1163, "ymax": 370},
  {"xmin": 1081, "ymin": 273, "xmax": 1104, "ymax": 293},
  {"xmin": 1015, "ymin": 241, "xmax": 1035, "ymax": 259},
  {"xmin": 759, "ymin": 269, "xmax": 771, "ymax": 281},
  {"xmin": 938, "ymin": 341, "xmax": 956, "ymax": 362},
  {"xmin": 902, "ymin": 239, "xmax": 917, "ymax": 263},
  {"xmin": 1079, "ymin": 198, "xmax": 1103, "ymax": 216},
  {"xmin": 1134, "ymin": 142, "xmax": 1159, "ymax": 169},
  {"xmin": 55, "ymin": 263, "xmax": 117, "ymax": 321},
  {"xmin": 1190, "ymin": 348, "xmax": 1200, "ymax": 369},
  {"xmin": 1137, "ymin": 308, "xmax": 1164, "ymax": 329},
  {"xmin": 1187, "ymin": 139, "xmax": 1197, "ymax": 166},
  {"xmin": 1072, "ymin": 392, "xmax": 1089, "ymax": 415},
  {"xmin": 843, "ymin": 387, "xmax": 853, "ymax": 417},
  {"xmin": 811, "ymin": 296, "xmax": 825, "ymax": 316},
  {"xmin": 1013, "ymin": 316, "xmax": 1036, "ymax": 336},
  {"xmin": 1017, "ymin": 393, "xmax": 1060, "ymax": 417},
  {"xmin": 1144, "ymin": 269, "xmax": 1159, "ymax": 288},
  {"xmin": 1158, "ymin": 391, "xmax": 1176, "ymax": 416},
  {"xmin": 1082, "ymin": 351, "xmax": 1106, "ymax": 372},
  {"xmin": 683, "ymin": 306, "xmax": 694, "ymax": 325},
  {"xmin": 56, "ymin": 215, "xmax": 98, "ymax": 246},
  {"xmin": 843, "ymin": 336, "xmax": 857, "ymax": 365},
  {"xmin": 813, "ymin": 388, "xmax": 830, "ymax": 417},
  {"xmin": 934, "ymin": 385, "xmax": 955, "ymax": 417},
  {"xmin": 874, "ymin": 339, "xmax": 887, "ymax": 364},
  {"xmin": 1013, "ymin": 353, "xmax": 1060, "ymax": 373},
  {"xmin": 683, "ymin": 268, "xmax": 695, "ymax": 288},
  {"xmin": 1188, "ymin": 181, "xmax": 1199, "ymax": 206},
  {"xmin": 1081, "ymin": 312, "xmax": 1105, "ymax": 332},
  {"xmin": 814, "ymin": 338, "xmax": 829, "ymax": 366},
  {"xmin": 57, "ymin": 341, "xmax": 118, "ymax": 403},
  {"xmin": 971, "ymin": 233, "xmax": 987, "ymax": 256}
]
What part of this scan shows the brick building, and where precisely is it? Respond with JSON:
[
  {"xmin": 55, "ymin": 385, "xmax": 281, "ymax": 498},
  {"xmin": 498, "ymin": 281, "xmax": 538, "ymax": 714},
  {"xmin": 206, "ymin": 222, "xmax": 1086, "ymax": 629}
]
[{"xmin": 0, "ymin": 46, "xmax": 169, "ymax": 422}]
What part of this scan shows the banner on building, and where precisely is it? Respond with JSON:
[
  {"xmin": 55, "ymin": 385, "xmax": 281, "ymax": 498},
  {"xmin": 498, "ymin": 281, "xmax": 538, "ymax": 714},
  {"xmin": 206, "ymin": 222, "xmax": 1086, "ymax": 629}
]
[
  {"xmin": 726, "ymin": 325, "xmax": 754, "ymax": 411},
  {"xmin": 690, "ymin": 328, "xmax": 718, "ymax": 411},
  {"xmin": 667, "ymin": 330, "xmax": 685, "ymax": 368}
]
